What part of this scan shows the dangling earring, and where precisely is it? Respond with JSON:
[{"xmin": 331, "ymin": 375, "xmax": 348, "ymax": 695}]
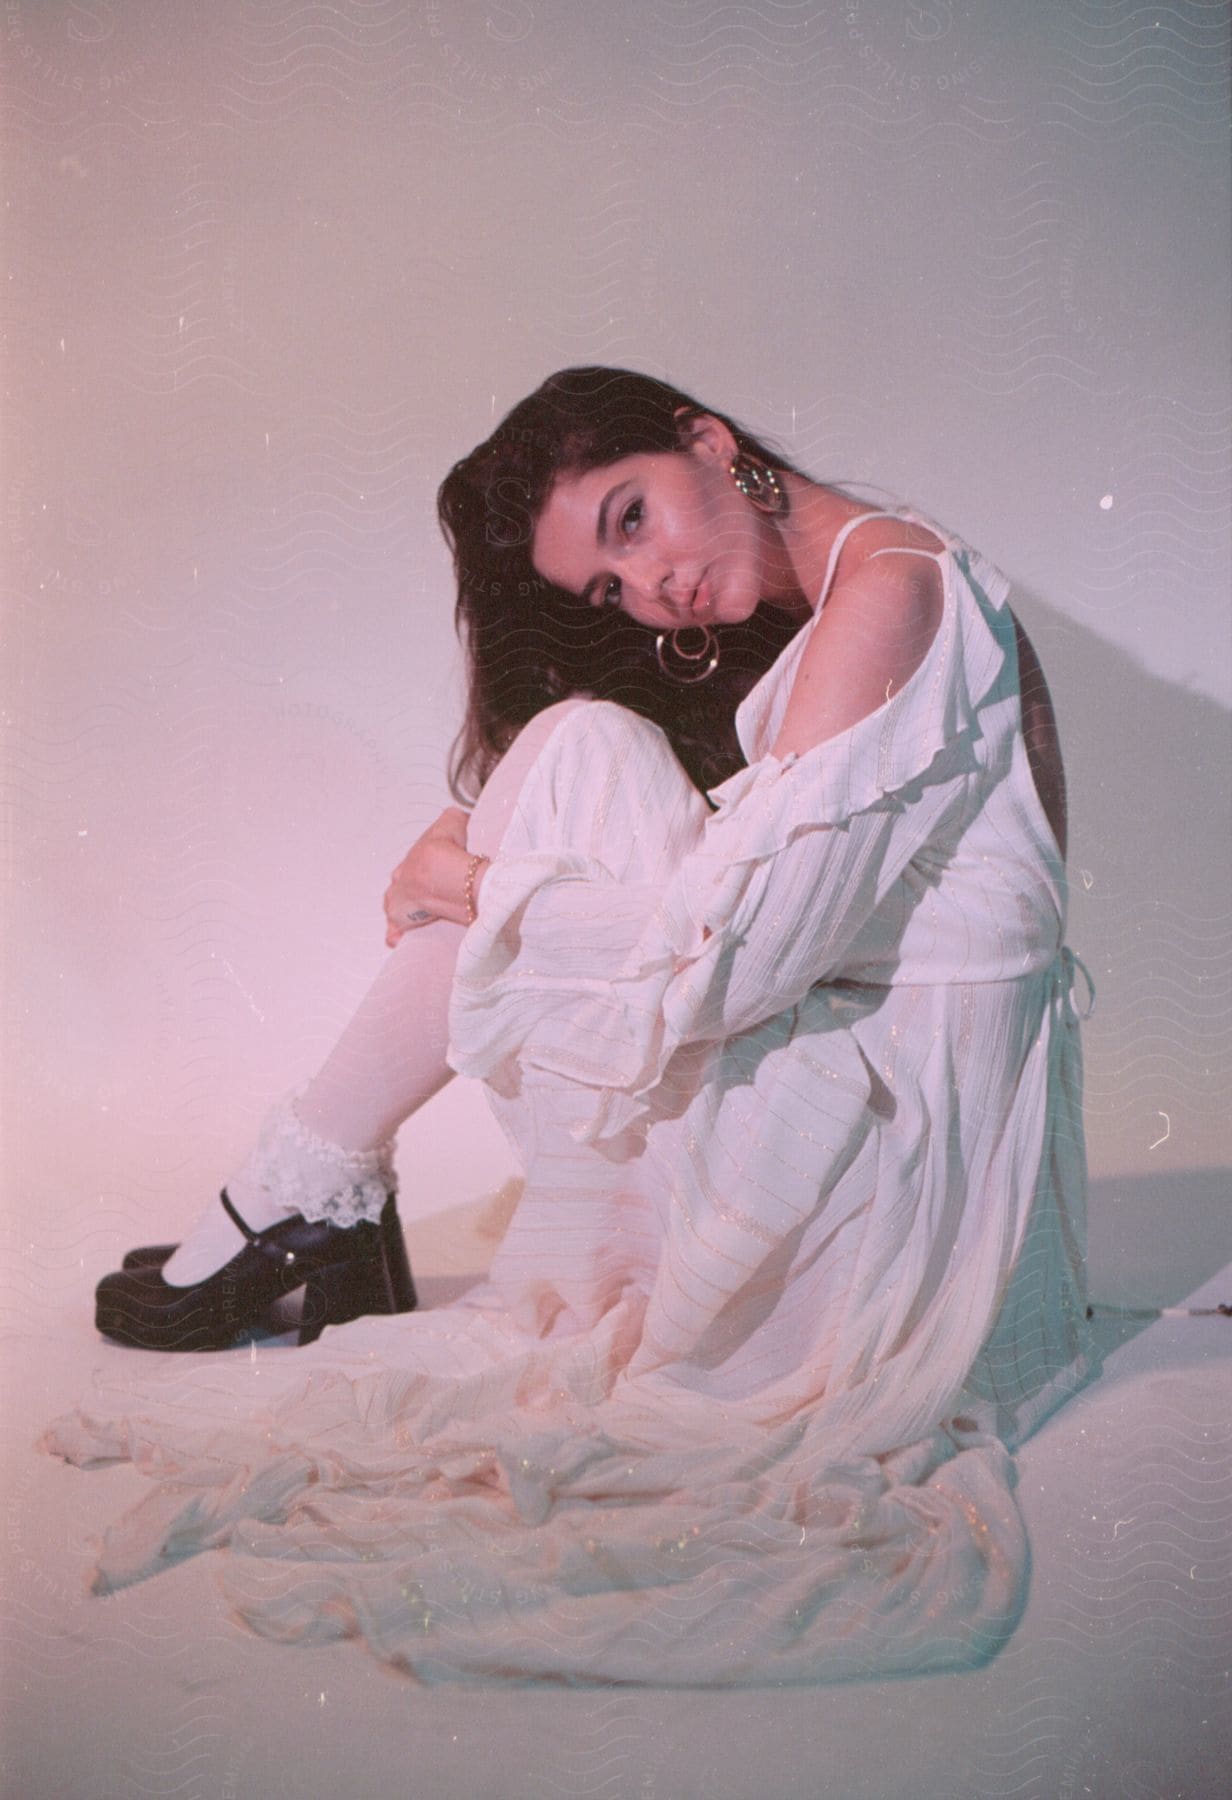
[
  {"xmin": 729, "ymin": 452, "xmax": 786, "ymax": 516},
  {"xmin": 655, "ymin": 626, "xmax": 720, "ymax": 685}
]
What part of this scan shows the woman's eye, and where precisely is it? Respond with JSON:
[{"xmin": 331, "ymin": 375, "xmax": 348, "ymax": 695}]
[{"xmin": 590, "ymin": 499, "xmax": 641, "ymax": 606}]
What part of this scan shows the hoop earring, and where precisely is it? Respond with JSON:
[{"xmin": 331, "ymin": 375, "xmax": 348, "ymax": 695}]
[
  {"xmin": 655, "ymin": 626, "xmax": 720, "ymax": 686},
  {"xmin": 729, "ymin": 453, "xmax": 786, "ymax": 516}
]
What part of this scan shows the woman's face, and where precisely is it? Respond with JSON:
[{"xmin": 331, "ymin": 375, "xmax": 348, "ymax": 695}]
[{"xmin": 531, "ymin": 415, "xmax": 784, "ymax": 630}]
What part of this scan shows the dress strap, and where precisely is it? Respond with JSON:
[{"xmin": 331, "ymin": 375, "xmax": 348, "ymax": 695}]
[
  {"xmin": 815, "ymin": 509, "xmax": 946, "ymax": 612},
  {"xmin": 815, "ymin": 510, "xmax": 902, "ymax": 612}
]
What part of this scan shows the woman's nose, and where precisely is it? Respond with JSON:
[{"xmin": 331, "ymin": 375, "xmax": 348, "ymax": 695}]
[
  {"xmin": 625, "ymin": 548, "xmax": 674, "ymax": 607},
  {"xmin": 634, "ymin": 548, "xmax": 684, "ymax": 604}
]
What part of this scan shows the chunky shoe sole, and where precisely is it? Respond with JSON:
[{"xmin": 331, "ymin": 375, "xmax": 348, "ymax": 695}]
[{"xmin": 96, "ymin": 1192, "xmax": 416, "ymax": 1351}]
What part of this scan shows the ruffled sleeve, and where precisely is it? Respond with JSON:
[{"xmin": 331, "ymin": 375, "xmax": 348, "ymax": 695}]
[{"xmin": 449, "ymin": 545, "xmax": 1012, "ymax": 1147}]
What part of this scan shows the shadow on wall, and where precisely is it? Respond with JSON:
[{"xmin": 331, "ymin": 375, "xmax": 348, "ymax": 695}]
[
  {"xmin": 1013, "ymin": 586, "xmax": 1231, "ymax": 1179},
  {"xmin": 1087, "ymin": 1167, "xmax": 1231, "ymax": 1310},
  {"xmin": 1085, "ymin": 1165, "xmax": 1231, "ymax": 1365}
]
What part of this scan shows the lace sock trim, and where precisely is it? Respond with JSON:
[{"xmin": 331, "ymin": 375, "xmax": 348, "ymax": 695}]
[{"xmin": 245, "ymin": 1091, "xmax": 397, "ymax": 1229}]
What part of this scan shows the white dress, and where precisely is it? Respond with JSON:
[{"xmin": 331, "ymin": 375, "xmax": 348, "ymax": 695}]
[{"xmin": 44, "ymin": 508, "xmax": 1097, "ymax": 1685}]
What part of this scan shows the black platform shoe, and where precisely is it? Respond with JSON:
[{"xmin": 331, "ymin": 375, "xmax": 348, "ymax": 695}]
[
  {"xmin": 119, "ymin": 1194, "xmax": 415, "ymax": 1296},
  {"xmin": 96, "ymin": 1191, "xmax": 417, "ymax": 1351}
]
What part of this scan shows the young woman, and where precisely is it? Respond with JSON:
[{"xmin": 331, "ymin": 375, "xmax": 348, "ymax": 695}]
[{"xmin": 46, "ymin": 367, "xmax": 1095, "ymax": 1685}]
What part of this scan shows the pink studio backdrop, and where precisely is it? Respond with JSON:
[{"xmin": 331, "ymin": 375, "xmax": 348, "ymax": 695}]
[{"xmin": 4, "ymin": 0, "xmax": 1229, "ymax": 1270}]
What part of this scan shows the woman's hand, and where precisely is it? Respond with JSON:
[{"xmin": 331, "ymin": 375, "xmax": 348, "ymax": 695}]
[{"xmin": 383, "ymin": 806, "xmax": 474, "ymax": 947}]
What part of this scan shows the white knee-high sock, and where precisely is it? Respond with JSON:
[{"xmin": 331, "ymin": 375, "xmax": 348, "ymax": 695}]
[
  {"xmin": 292, "ymin": 918, "xmax": 467, "ymax": 1149},
  {"xmin": 293, "ymin": 701, "xmax": 589, "ymax": 1154},
  {"xmin": 160, "ymin": 701, "xmax": 589, "ymax": 1287}
]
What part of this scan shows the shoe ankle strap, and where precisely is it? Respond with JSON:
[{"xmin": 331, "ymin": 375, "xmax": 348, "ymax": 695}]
[{"xmin": 219, "ymin": 1188, "xmax": 262, "ymax": 1243}]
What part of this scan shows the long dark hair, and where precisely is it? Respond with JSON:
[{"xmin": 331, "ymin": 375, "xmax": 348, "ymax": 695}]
[{"xmin": 437, "ymin": 366, "xmax": 807, "ymax": 800}]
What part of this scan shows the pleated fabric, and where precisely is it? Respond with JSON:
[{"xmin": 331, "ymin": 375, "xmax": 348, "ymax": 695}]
[{"xmin": 44, "ymin": 509, "xmax": 1096, "ymax": 1685}]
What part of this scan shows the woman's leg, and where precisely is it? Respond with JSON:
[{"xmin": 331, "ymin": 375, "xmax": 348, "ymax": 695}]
[
  {"xmin": 294, "ymin": 699, "xmax": 595, "ymax": 1152},
  {"xmin": 161, "ymin": 702, "xmax": 592, "ymax": 1284}
]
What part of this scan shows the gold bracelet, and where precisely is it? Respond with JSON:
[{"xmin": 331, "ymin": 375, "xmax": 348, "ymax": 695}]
[{"xmin": 464, "ymin": 852, "xmax": 490, "ymax": 925}]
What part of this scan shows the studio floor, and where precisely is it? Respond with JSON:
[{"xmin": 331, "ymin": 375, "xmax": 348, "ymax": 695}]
[{"xmin": 4, "ymin": 1164, "xmax": 1230, "ymax": 1800}]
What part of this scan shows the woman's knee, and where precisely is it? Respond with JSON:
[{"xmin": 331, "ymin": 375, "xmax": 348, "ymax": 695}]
[
  {"xmin": 504, "ymin": 697, "xmax": 595, "ymax": 767},
  {"xmin": 467, "ymin": 700, "xmax": 591, "ymax": 853},
  {"xmin": 469, "ymin": 699, "xmax": 701, "ymax": 863}
]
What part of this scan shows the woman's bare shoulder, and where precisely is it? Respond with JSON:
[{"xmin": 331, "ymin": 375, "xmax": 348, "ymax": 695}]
[{"xmin": 771, "ymin": 532, "xmax": 945, "ymax": 760}]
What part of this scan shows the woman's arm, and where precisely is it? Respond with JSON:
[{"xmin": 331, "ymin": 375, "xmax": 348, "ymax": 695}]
[{"xmin": 384, "ymin": 807, "xmax": 484, "ymax": 945}]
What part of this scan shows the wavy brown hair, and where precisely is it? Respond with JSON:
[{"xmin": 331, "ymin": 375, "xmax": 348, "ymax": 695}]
[{"xmin": 438, "ymin": 366, "xmax": 809, "ymax": 801}]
